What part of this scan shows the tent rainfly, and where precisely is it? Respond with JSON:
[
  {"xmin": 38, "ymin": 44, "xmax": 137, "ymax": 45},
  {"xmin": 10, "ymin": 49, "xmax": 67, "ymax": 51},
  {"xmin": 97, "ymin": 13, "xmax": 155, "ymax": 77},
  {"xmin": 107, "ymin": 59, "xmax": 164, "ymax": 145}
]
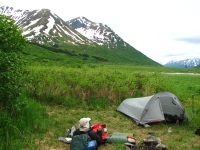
[{"xmin": 117, "ymin": 91, "xmax": 189, "ymax": 125}]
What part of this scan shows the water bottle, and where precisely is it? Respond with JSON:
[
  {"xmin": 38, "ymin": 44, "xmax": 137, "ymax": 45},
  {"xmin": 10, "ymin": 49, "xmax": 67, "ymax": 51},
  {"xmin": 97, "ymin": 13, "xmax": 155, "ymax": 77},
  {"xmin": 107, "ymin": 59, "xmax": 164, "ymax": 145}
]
[{"xmin": 168, "ymin": 127, "xmax": 172, "ymax": 133}]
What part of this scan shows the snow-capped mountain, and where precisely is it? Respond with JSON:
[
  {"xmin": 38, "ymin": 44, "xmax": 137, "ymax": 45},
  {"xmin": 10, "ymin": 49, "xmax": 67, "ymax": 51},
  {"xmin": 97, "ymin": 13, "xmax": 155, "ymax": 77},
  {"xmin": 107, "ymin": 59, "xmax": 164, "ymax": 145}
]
[
  {"xmin": 164, "ymin": 58, "xmax": 200, "ymax": 68},
  {"xmin": 66, "ymin": 16, "xmax": 127, "ymax": 48},
  {"xmin": 0, "ymin": 5, "xmax": 161, "ymax": 66},
  {"xmin": 0, "ymin": 6, "xmax": 90, "ymax": 46}
]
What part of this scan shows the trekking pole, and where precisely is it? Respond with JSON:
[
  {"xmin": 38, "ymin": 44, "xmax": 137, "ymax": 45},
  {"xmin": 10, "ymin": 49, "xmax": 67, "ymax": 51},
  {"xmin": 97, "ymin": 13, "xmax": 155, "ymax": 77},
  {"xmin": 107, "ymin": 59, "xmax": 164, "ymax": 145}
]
[{"xmin": 192, "ymin": 94, "xmax": 194, "ymax": 118}]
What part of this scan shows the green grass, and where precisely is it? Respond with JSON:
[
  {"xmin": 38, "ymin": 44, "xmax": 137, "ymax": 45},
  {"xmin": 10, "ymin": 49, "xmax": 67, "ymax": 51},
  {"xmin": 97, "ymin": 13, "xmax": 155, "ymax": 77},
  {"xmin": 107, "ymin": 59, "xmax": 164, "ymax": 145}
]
[{"xmin": 165, "ymin": 74, "xmax": 200, "ymax": 100}]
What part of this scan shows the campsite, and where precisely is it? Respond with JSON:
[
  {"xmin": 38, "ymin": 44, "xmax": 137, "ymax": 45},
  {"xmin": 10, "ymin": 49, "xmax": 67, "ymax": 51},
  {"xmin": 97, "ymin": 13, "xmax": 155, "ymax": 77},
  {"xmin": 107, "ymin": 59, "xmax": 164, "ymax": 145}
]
[
  {"xmin": 2, "ymin": 65, "xmax": 200, "ymax": 150},
  {"xmin": 48, "ymin": 76, "xmax": 200, "ymax": 150},
  {"xmin": 46, "ymin": 99, "xmax": 199, "ymax": 150},
  {"xmin": 2, "ymin": 2, "xmax": 200, "ymax": 149}
]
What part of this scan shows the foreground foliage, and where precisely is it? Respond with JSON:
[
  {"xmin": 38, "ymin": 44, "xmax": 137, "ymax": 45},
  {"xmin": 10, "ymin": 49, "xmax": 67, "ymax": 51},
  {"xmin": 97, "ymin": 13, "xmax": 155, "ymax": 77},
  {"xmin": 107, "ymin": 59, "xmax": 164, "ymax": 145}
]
[
  {"xmin": 0, "ymin": 15, "xmax": 45, "ymax": 150},
  {"xmin": 0, "ymin": 14, "xmax": 27, "ymax": 107},
  {"xmin": 0, "ymin": 94, "xmax": 48, "ymax": 150}
]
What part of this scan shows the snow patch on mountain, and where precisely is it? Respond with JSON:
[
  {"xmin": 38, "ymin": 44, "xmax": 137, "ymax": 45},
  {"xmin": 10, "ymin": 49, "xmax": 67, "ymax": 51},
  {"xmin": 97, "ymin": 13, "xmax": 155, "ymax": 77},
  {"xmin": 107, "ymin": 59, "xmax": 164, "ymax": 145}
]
[
  {"xmin": 67, "ymin": 16, "xmax": 126, "ymax": 48},
  {"xmin": 0, "ymin": 6, "xmax": 29, "ymax": 22},
  {"xmin": 44, "ymin": 16, "xmax": 55, "ymax": 34},
  {"xmin": 0, "ymin": 6, "xmax": 90, "ymax": 45}
]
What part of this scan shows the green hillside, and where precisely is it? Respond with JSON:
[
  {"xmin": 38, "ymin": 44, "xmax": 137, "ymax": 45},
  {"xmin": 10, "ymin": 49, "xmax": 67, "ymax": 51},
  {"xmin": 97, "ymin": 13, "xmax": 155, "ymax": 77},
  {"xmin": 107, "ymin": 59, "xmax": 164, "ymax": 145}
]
[{"xmin": 23, "ymin": 43, "xmax": 162, "ymax": 66}]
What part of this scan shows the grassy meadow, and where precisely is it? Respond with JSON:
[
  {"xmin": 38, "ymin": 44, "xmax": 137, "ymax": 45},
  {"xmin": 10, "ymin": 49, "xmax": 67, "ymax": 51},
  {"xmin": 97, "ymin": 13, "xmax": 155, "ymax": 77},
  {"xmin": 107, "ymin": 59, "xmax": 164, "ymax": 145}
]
[{"xmin": 1, "ymin": 64, "xmax": 200, "ymax": 150}]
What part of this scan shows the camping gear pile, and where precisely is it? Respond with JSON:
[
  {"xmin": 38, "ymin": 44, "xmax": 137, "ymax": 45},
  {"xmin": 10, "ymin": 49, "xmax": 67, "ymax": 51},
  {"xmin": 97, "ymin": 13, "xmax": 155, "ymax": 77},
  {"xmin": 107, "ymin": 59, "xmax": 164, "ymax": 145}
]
[
  {"xmin": 117, "ymin": 91, "xmax": 189, "ymax": 126},
  {"xmin": 58, "ymin": 123, "xmax": 108, "ymax": 147},
  {"xmin": 107, "ymin": 132, "xmax": 168, "ymax": 150}
]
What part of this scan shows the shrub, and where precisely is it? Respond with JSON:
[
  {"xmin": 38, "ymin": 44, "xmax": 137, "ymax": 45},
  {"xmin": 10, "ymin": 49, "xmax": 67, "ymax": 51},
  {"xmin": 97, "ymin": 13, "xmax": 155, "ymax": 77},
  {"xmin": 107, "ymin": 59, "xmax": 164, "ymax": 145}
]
[{"xmin": 0, "ymin": 14, "xmax": 27, "ymax": 108}]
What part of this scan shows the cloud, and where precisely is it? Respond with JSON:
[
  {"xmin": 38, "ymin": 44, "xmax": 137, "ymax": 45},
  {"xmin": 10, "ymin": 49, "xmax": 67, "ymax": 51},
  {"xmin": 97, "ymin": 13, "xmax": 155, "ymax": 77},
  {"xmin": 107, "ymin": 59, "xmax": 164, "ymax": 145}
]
[
  {"xmin": 162, "ymin": 53, "xmax": 188, "ymax": 57},
  {"xmin": 176, "ymin": 37, "xmax": 200, "ymax": 44}
]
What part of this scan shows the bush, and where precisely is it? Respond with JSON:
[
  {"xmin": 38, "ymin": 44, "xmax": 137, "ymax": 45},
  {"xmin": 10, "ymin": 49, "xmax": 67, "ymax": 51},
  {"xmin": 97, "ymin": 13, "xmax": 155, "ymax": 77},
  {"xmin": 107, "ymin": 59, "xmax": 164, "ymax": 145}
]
[{"xmin": 0, "ymin": 14, "xmax": 27, "ymax": 108}]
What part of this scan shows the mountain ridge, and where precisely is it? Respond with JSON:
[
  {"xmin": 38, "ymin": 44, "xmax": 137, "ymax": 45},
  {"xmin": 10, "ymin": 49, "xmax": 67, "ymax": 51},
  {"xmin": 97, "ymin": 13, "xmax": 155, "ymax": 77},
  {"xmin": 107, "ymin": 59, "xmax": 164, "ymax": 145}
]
[
  {"xmin": 164, "ymin": 58, "xmax": 200, "ymax": 68},
  {"xmin": 0, "ymin": 5, "xmax": 161, "ymax": 66},
  {"xmin": 0, "ymin": 6, "xmax": 90, "ymax": 46},
  {"xmin": 66, "ymin": 16, "xmax": 127, "ymax": 49}
]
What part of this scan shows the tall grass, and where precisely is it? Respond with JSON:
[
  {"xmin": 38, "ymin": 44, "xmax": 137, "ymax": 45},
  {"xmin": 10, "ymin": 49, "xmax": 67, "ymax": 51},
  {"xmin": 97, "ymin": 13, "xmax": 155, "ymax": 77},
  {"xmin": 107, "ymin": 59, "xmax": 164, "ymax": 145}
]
[
  {"xmin": 26, "ymin": 65, "xmax": 171, "ymax": 108},
  {"xmin": 0, "ymin": 93, "xmax": 48, "ymax": 150},
  {"xmin": 165, "ymin": 74, "xmax": 200, "ymax": 101}
]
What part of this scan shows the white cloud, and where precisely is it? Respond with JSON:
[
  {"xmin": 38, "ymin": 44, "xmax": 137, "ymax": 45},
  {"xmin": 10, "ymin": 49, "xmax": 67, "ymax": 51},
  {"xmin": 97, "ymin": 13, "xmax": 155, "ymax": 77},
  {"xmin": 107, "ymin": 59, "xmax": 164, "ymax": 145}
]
[{"xmin": 2, "ymin": 0, "xmax": 200, "ymax": 64}]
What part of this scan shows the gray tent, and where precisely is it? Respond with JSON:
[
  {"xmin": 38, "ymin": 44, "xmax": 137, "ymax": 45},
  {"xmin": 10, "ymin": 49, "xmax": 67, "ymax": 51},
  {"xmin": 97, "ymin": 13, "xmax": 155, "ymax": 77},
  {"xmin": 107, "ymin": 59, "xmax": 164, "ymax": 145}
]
[{"xmin": 117, "ymin": 91, "xmax": 189, "ymax": 125}]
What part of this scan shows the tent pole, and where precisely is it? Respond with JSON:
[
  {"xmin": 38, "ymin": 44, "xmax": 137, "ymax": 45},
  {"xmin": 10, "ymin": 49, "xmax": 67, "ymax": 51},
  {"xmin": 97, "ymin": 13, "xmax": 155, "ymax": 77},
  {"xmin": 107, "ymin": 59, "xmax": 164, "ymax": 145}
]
[
  {"xmin": 192, "ymin": 94, "xmax": 194, "ymax": 118},
  {"xmin": 158, "ymin": 97, "xmax": 167, "ymax": 125}
]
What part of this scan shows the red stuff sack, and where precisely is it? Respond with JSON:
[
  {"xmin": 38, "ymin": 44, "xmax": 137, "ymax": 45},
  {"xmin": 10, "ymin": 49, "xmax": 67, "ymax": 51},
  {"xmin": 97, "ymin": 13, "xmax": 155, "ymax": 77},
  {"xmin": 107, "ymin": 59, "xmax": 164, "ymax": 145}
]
[{"xmin": 92, "ymin": 123, "xmax": 107, "ymax": 140}]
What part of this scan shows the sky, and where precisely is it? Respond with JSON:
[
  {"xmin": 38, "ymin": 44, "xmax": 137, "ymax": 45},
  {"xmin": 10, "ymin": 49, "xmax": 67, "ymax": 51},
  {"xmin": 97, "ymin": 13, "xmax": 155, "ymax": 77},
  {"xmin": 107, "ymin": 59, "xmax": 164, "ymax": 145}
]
[{"xmin": 2, "ymin": 0, "xmax": 200, "ymax": 64}]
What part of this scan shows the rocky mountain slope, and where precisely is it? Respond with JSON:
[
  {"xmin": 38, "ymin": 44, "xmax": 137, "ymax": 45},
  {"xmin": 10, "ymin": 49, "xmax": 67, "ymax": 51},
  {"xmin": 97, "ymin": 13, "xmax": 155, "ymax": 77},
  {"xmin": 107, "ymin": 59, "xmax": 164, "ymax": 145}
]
[
  {"xmin": 66, "ymin": 16, "xmax": 126, "ymax": 49},
  {"xmin": 0, "ymin": 6, "xmax": 90, "ymax": 46}
]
